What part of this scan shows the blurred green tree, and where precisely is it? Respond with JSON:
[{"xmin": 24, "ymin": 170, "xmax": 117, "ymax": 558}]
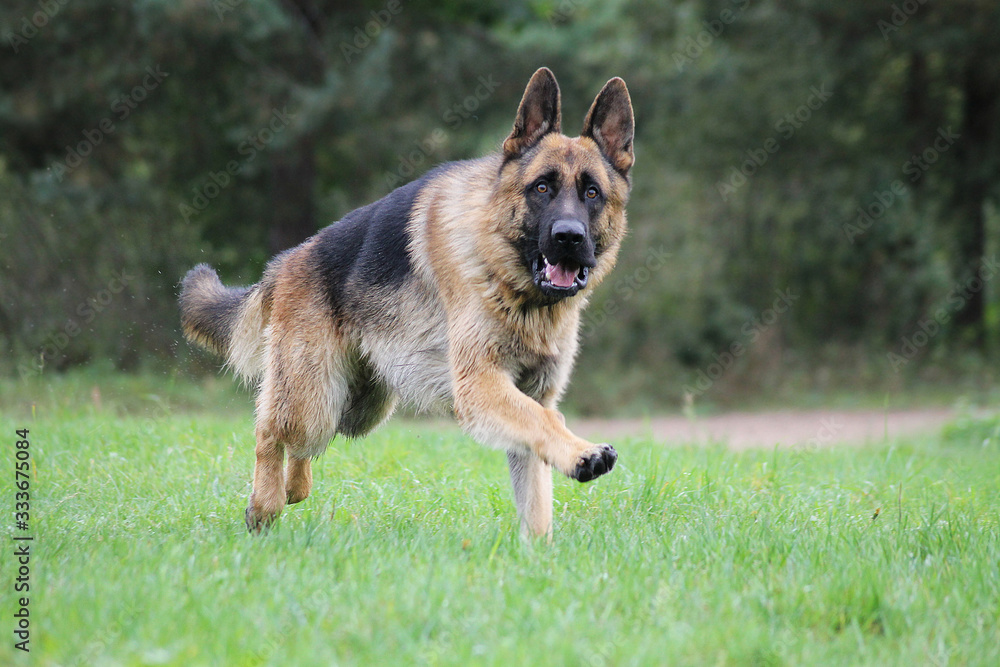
[{"xmin": 1, "ymin": 0, "xmax": 998, "ymax": 409}]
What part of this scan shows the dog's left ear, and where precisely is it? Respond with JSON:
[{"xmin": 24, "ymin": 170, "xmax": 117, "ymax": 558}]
[
  {"xmin": 504, "ymin": 67, "xmax": 562, "ymax": 159},
  {"xmin": 582, "ymin": 77, "xmax": 634, "ymax": 177}
]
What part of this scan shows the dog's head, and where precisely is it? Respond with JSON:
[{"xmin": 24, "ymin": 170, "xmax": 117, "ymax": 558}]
[{"xmin": 497, "ymin": 67, "xmax": 634, "ymax": 305}]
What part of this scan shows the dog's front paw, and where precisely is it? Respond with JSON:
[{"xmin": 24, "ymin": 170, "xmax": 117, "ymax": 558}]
[{"xmin": 571, "ymin": 443, "xmax": 618, "ymax": 482}]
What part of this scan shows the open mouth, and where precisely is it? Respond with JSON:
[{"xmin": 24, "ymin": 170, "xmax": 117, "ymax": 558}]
[{"xmin": 533, "ymin": 255, "xmax": 590, "ymax": 298}]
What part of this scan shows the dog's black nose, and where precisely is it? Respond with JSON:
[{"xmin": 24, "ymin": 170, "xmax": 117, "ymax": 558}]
[{"xmin": 551, "ymin": 220, "xmax": 586, "ymax": 248}]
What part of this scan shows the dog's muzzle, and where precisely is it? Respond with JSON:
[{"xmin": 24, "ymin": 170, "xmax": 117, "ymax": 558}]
[{"xmin": 532, "ymin": 219, "xmax": 595, "ymax": 299}]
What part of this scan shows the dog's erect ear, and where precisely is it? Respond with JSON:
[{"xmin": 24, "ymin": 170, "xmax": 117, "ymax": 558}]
[
  {"xmin": 503, "ymin": 67, "xmax": 562, "ymax": 159},
  {"xmin": 582, "ymin": 77, "xmax": 635, "ymax": 177}
]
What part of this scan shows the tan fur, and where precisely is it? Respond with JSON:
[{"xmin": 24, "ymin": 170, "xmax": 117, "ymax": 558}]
[
  {"xmin": 181, "ymin": 68, "xmax": 634, "ymax": 537},
  {"xmin": 227, "ymin": 287, "xmax": 269, "ymax": 382}
]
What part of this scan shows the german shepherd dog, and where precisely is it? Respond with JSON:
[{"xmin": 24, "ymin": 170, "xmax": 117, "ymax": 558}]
[{"xmin": 180, "ymin": 68, "xmax": 634, "ymax": 537}]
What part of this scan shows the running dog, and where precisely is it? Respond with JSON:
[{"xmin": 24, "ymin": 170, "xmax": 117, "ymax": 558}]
[{"xmin": 180, "ymin": 67, "xmax": 635, "ymax": 537}]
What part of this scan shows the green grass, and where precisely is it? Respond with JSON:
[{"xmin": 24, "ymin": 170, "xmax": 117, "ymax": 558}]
[{"xmin": 2, "ymin": 379, "xmax": 999, "ymax": 666}]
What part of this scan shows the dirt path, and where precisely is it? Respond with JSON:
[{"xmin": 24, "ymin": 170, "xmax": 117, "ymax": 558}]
[{"xmin": 573, "ymin": 408, "xmax": 955, "ymax": 450}]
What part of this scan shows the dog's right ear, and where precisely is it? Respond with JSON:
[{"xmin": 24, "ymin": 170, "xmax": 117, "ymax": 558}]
[{"xmin": 503, "ymin": 67, "xmax": 562, "ymax": 159}]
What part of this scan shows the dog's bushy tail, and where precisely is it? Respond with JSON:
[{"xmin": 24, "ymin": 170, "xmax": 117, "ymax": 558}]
[{"xmin": 179, "ymin": 264, "xmax": 269, "ymax": 380}]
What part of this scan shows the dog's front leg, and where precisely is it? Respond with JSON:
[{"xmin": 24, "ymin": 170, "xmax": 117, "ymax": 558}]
[
  {"xmin": 453, "ymin": 362, "xmax": 617, "ymax": 536},
  {"xmin": 506, "ymin": 449, "xmax": 553, "ymax": 539}
]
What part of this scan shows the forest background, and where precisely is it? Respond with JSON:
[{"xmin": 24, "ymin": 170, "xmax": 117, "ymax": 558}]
[{"xmin": 3, "ymin": 0, "xmax": 998, "ymax": 414}]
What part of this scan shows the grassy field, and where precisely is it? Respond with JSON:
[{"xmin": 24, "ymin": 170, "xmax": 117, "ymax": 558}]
[{"xmin": 2, "ymin": 375, "xmax": 999, "ymax": 666}]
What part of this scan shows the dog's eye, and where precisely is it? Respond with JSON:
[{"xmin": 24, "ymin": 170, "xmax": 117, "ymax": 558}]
[
  {"xmin": 535, "ymin": 182, "xmax": 549, "ymax": 194},
  {"xmin": 586, "ymin": 186, "xmax": 599, "ymax": 199}
]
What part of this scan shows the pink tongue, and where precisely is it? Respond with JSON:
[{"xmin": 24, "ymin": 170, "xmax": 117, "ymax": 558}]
[{"xmin": 545, "ymin": 260, "xmax": 578, "ymax": 288}]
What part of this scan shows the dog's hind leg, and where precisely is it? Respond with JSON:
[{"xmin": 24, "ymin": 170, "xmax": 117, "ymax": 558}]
[
  {"xmin": 246, "ymin": 422, "xmax": 287, "ymax": 532},
  {"xmin": 507, "ymin": 449, "xmax": 553, "ymax": 540},
  {"xmin": 246, "ymin": 359, "xmax": 295, "ymax": 531},
  {"xmin": 246, "ymin": 331, "xmax": 345, "ymax": 531},
  {"xmin": 285, "ymin": 456, "xmax": 313, "ymax": 505}
]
